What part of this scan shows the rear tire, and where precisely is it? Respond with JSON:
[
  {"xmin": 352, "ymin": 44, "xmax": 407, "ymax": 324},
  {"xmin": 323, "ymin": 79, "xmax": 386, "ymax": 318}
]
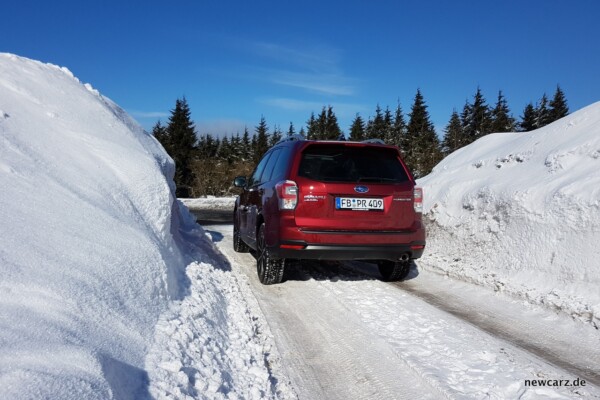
[
  {"xmin": 257, "ymin": 223, "xmax": 285, "ymax": 285},
  {"xmin": 378, "ymin": 260, "xmax": 411, "ymax": 282},
  {"xmin": 233, "ymin": 213, "xmax": 249, "ymax": 253}
]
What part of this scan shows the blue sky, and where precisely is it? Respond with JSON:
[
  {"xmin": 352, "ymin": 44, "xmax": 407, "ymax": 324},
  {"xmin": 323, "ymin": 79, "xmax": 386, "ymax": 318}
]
[{"xmin": 3, "ymin": 1, "xmax": 599, "ymax": 137}]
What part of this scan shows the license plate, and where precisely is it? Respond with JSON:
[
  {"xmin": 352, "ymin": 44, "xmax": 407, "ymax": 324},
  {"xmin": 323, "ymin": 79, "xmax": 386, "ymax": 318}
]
[{"xmin": 335, "ymin": 197, "xmax": 384, "ymax": 211}]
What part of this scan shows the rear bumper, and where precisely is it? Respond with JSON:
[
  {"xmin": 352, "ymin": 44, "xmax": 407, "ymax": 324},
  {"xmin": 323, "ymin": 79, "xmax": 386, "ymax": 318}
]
[
  {"xmin": 269, "ymin": 242, "xmax": 425, "ymax": 261},
  {"xmin": 265, "ymin": 214, "xmax": 426, "ymax": 261}
]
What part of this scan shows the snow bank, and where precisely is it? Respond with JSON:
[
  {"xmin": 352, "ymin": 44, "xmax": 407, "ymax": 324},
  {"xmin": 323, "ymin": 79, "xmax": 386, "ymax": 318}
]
[
  {"xmin": 0, "ymin": 53, "xmax": 293, "ymax": 399},
  {"xmin": 0, "ymin": 53, "xmax": 184, "ymax": 399},
  {"xmin": 418, "ymin": 102, "xmax": 600, "ymax": 327},
  {"xmin": 180, "ymin": 196, "xmax": 236, "ymax": 211},
  {"xmin": 145, "ymin": 209, "xmax": 296, "ymax": 399}
]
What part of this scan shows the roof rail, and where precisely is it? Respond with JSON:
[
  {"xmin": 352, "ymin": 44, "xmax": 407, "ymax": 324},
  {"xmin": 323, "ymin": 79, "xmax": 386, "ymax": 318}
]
[
  {"xmin": 361, "ymin": 138, "xmax": 386, "ymax": 145},
  {"xmin": 276, "ymin": 133, "xmax": 306, "ymax": 144}
]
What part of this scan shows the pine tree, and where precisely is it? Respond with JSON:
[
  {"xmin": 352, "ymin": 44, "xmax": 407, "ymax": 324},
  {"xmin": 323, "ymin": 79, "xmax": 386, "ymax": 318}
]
[
  {"xmin": 254, "ymin": 116, "xmax": 270, "ymax": 163},
  {"xmin": 152, "ymin": 120, "xmax": 170, "ymax": 153},
  {"xmin": 406, "ymin": 89, "xmax": 442, "ymax": 177},
  {"xmin": 348, "ymin": 114, "xmax": 366, "ymax": 141},
  {"xmin": 306, "ymin": 112, "xmax": 317, "ymax": 140},
  {"xmin": 315, "ymin": 108, "xmax": 328, "ymax": 139},
  {"xmin": 306, "ymin": 106, "xmax": 342, "ymax": 140},
  {"xmin": 463, "ymin": 87, "xmax": 492, "ymax": 143},
  {"xmin": 218, "ymin": 136, "xmax": 233, "ymax": 163},
  {"xmin": 241, "ymin": 128, "xmax": 252, "ymax": 161},
  {"xmin": 365, "ymin": 105, "xmax": 386, "ymax": 140},
  {"xmin": 250, "ymin": 134, "xmax": 258, "ymax": 159},
  {"xmin": 198, "ymin": 134, "xmax": 219, "ymax": 158},
  {"xmin": 460, "ymin": 99, "xmax": 472, "ymax": 140},
  {"xmin": 231, "ymin": 132, "xmax": 242, "ymax": 162},
  {"xmin": 382, "ymin": 107, "xmax": 394, "ymax": 144},
  {"xmin": 287, "ymin": 122, "xmax": 296, "ymax": 137},
  {"xmin": 390, "ymin": 102, "xmax": 407, "ymax": 150},
  {"xmin": 536, "ymin": 94, "xmax": 552, "ymax": 128},
  {"xmin": 549, "ymin": 85, "xmax": 569, "ymax": 122},
  {"xmin": 270, "ymin": 125, "xmax": 283, "ymax": 146},
  {"xmin": 325, "ymin": 106, "xmax": 342, "ymax": 140},
  {"xmin": 166, "ymin": 97, "xmax": 197, "ymax": 195},
  {"xmin": 441, "ymin": 110, "xmax": 464, "ymax": 155},
  {"xmin": 490, "ymin": 91, "xmax": 516, "ymax": 133},
  {"xmin": 519, "ymin": 103, "xmax": 537, "ymax": 132},
  {"xmin": 214, "ymin": 137, "xmax": 221, "ymax": 156},
  {"xmin": 197, "ymin": 135, "xmax": 207, "ymax": 156}
]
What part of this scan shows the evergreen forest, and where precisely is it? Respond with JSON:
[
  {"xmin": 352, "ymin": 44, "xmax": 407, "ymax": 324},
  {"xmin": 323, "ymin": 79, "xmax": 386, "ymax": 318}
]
[{"xmin": 153, "ymin": 86, "xmax": 569, "ymax": 197}]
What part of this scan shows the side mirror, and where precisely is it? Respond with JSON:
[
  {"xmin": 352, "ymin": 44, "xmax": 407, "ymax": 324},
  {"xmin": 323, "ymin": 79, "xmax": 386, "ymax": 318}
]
[{"xmin": 233, "ymin": 176, "xmax": 247, "ymax": 188}]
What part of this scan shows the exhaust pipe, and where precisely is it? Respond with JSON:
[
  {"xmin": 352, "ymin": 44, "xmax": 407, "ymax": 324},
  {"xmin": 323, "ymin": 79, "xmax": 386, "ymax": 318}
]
[{"xmin": 399, "ymin": 253, "xmax": 410, "ymax": 262}]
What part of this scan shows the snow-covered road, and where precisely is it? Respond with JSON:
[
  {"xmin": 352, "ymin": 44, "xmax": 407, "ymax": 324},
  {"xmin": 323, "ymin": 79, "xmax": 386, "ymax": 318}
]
[
  {"xmin": 4, "ymin": 53, "xmax": 599, "ymax": 399},
  {"xmin": 203, "ymin": 223, "xmax": 600, "ymax": 399}
]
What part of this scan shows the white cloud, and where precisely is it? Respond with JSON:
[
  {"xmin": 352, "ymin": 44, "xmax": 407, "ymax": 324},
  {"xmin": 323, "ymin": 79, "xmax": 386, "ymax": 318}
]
[
  {"xmin": 270, "ymin": 71, "xmax": 356, "ymax": 96},
  {"xmin": 251, "ymin": 41, "xmax": 341, "ymax": 74},
  {"xmin": 247, "ymin": 41, "xmax": 358, "ymax": 96}
]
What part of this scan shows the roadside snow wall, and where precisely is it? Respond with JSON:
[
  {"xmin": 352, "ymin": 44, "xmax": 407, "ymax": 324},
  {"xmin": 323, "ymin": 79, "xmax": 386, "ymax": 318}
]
[
  {"xmin": 0, "ymin": 53, "xmax": 184, "ymax": 399},
  {"xmin": 418, "ymin": 102, "xmax": 600, "ymax": 327}
]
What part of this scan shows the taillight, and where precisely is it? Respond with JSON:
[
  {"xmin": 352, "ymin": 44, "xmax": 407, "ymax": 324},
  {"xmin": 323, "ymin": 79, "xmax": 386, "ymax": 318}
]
[
  {"xmin": 414, "ymin": 187, "xmax": 423, "ymax": 213},
  {"xmin": 276, "ymin": 180, "xmax": 298, "ymax": 210}
]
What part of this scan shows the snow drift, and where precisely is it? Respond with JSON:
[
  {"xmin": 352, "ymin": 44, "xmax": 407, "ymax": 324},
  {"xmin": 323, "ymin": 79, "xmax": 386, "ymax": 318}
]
[
  {"xmin": 0, "ymin": 53, "xmax": 185, "ymax": 398},
  {"xmin": 0, "ymin": 54, "xmax": 292, "ymax": 400},
  {"xmin": 418, "ymin": 102, "xmax": 600, "ymax": 327}
]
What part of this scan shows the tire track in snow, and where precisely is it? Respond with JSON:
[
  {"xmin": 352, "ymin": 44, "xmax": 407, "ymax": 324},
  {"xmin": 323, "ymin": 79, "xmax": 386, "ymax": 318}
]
[
  {"xmin": 317, "ymin": 262, "xmax": 600, "ymax": 398},
  {"xmin": 335, "ymin": 260, "xmax": 600, "ymax": 390},
  {"xmin": 396, "ymin": 272, "xmax": 600, "ymax": 388},
  {"xmin": 208, "ymin": 225, "xmax": 444, "ymax": 400},
  {"xmin": 206, "ymin": 223, "xmax": 600, "ymax": 399}
]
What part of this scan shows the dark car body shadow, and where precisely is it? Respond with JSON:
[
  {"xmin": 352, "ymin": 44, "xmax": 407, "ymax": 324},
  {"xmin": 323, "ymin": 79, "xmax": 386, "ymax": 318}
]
[{"xmin": 247, "ymin": 255, "xmax": 420, "ymax": 284}]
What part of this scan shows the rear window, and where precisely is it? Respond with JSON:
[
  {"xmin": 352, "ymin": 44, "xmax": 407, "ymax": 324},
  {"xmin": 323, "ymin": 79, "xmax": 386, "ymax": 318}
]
[{"xmin": 297, "ymin": 144, "xmax": 410, "ymax": 183}]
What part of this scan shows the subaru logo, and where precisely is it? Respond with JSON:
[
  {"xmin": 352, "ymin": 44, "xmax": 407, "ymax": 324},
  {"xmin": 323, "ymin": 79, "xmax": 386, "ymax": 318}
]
[{"xmin": 354, "ymin": 185, "xmax": 369, "ymax": 193}]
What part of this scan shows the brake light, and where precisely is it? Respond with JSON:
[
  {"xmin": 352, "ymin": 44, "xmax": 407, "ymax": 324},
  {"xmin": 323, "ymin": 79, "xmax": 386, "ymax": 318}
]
[
  {"xmin": 276, "ymin": 180, "xmax": 298, "ymax": 210},
  {"xmin": 414, "ymin": 187, "xmax": 423, "ymax": 213}
]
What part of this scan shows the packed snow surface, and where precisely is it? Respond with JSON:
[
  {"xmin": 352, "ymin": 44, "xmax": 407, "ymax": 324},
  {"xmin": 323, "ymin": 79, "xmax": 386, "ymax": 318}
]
[
  {"xmin": 0, "ymin": 54, "xmax": 292, "ymax": 399},
  {"xmin": 418, "ymin": 102, "xmax": 600, "ymax": 327}
]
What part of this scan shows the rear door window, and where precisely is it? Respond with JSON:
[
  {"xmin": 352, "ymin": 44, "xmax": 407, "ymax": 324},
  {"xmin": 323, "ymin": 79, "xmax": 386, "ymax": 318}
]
[
  {"xmin": 261, "ymin": 148, "xmax": 281, "ymax": 184},
  {"xmin": 269, "ymin": 146, "xmax": 292, "ymax": 182},
  {"xmin": 248, "ymin": 152, "xmax": 272, "ymax": 187},
  {"xmin": 298, "ymin": 144, "xmax": 409, "ymax": 183}
]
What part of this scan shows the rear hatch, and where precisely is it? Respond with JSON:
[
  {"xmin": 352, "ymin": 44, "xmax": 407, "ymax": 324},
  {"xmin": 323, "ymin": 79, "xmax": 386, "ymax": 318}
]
[{"xmin": 292, "ymin": 143, "xmax": 416, "ymax": 231}]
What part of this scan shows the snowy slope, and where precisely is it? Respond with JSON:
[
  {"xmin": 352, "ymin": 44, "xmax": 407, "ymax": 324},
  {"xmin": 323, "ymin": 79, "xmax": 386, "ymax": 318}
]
[
  {"xmin": 0, "ymin": 53, "xmax": 184, "ymax": 399},
  {"xmin": 418, "ymin": 103, "xmax": 600, "ymax": 327},
  {"xmin": 0, "ymin": 54, "xmax": 292, "ymax": 400}
]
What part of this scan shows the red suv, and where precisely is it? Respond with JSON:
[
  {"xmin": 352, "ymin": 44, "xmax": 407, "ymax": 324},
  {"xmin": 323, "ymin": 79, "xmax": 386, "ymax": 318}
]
[{"xmin": 233, "ymin": 137, "xmax": 426, "ymax": 284}]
